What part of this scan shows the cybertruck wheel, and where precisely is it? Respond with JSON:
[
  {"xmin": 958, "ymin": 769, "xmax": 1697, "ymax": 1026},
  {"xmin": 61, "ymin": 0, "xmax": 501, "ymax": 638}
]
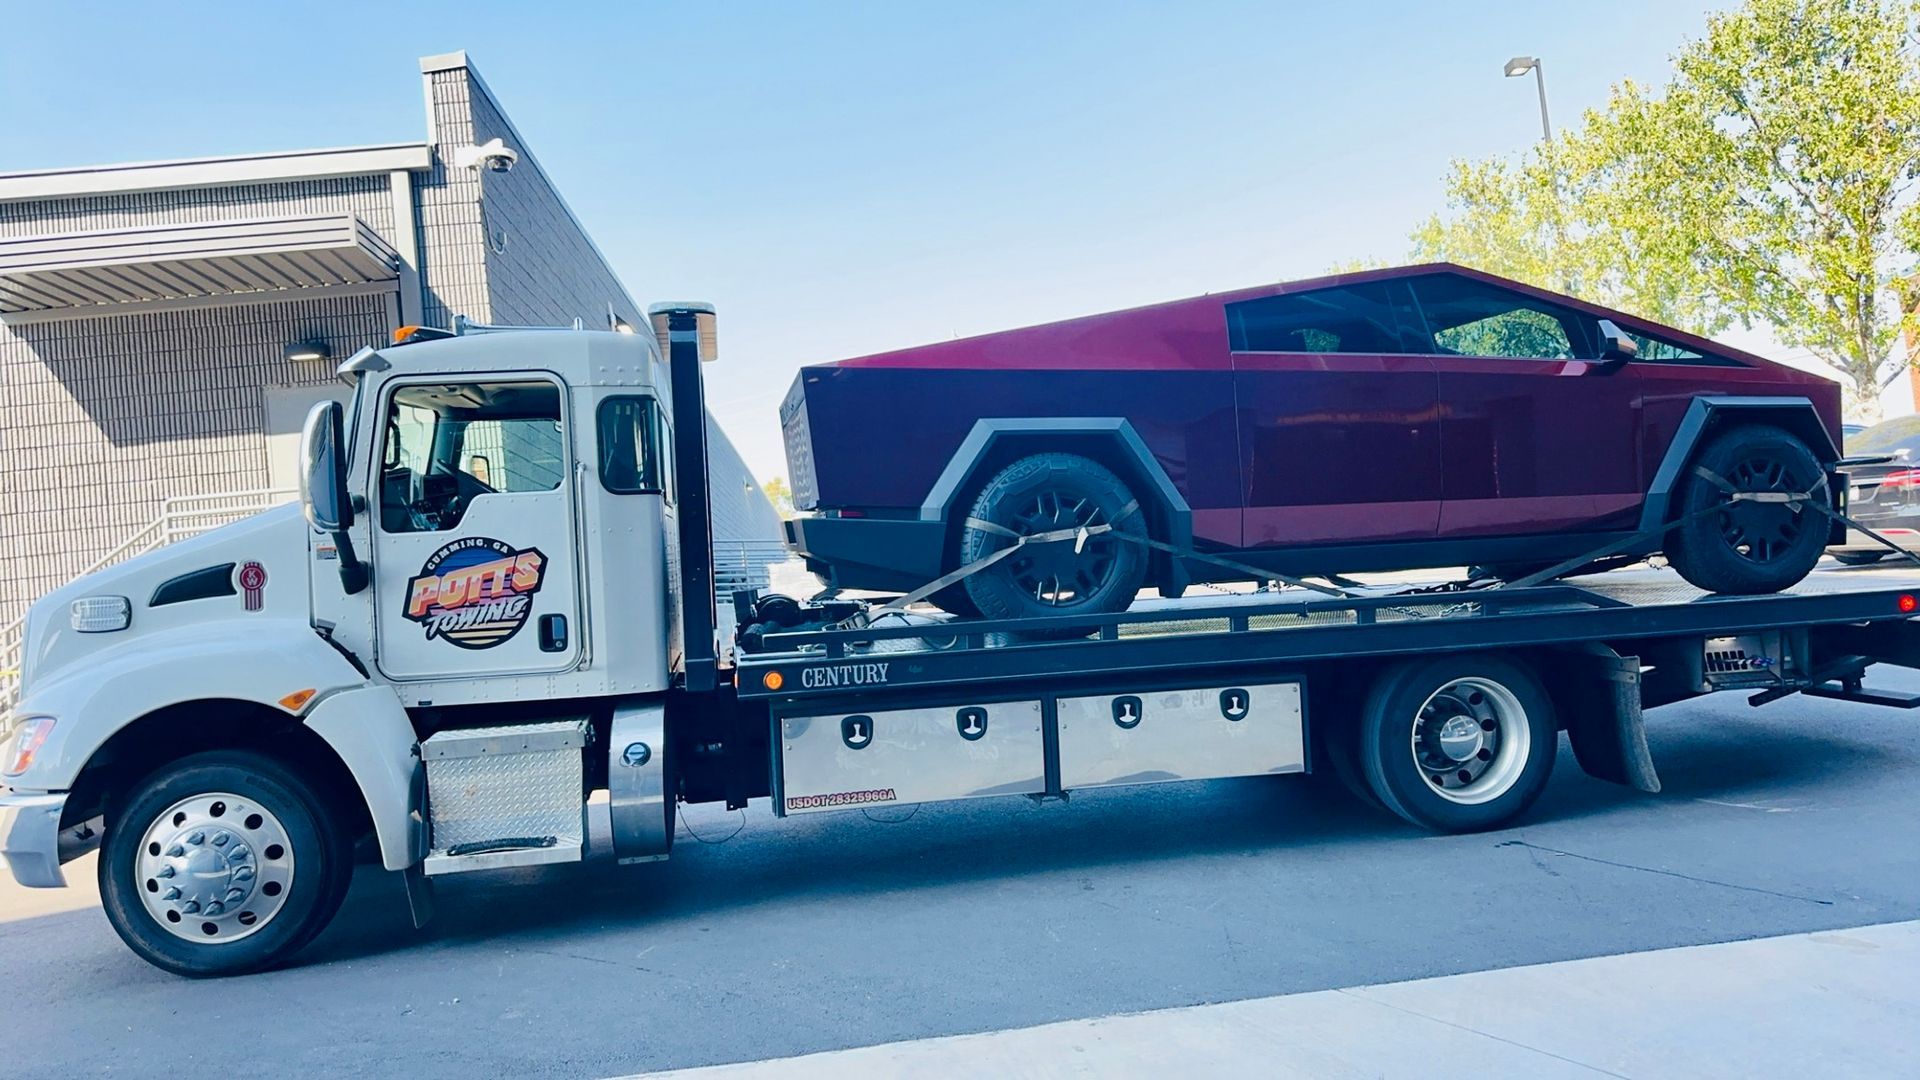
[
  {"xmin": 960, "ymin": 453, "xmax": 1149, "ymax": 622},
  {"xmin": 1667, "ymin": 425, "xmax": 1828, "ymax": 595},
  {"xmin": 100, "ymin": 751, "xmax": 351, "ymax": 977},
  {"xmin": 1358, "ymin": 654, "xmax": 1558, "ymax": 832}
]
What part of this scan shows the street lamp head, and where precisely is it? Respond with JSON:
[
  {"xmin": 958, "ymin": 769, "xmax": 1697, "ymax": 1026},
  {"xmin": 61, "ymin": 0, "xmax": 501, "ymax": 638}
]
[{"xmin": 1504, "ymin": 56, "xmax": 1538, "ymax": 77}]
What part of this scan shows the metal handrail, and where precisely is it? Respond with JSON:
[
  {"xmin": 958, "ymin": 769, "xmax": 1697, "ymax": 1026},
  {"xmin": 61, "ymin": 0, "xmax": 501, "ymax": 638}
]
[{"xmin": 0, "ymin": 488, "xmax": 295, "ymax": 719}]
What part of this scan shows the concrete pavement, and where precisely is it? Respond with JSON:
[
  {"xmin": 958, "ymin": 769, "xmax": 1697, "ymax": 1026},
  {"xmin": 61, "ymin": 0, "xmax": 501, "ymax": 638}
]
[
  {"xmin": 639, "ymin": 921, "xmax": 1920, "ymax": 1079},
  {"xmin": 3, "ymin": 632, "xmax": 1919, "ymax": 1076}
]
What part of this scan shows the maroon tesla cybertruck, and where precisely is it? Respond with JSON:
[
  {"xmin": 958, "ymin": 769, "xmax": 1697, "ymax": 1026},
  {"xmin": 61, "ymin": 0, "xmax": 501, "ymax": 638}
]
[{"xmin": 781, "ymin": 264, "xmax": 1844, "ymax": 621}]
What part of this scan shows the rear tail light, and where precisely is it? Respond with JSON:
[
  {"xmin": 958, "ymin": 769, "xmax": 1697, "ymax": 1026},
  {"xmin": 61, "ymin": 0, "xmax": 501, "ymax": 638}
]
[{"xmin": 1878, "ymin": 469, "xmax": 1920, "ymax": 491}]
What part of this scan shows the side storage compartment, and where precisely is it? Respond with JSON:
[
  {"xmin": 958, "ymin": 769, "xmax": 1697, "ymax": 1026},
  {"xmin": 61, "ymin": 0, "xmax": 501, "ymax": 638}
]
[
  {"xmin": 421, "ymin": 719, "xmax": 590, "ymax": 876},
  {"xmin": 1057, "ymin": 681, "xmax": 1306, "ymax": 788},
  {"xmin": 776, "ymin": 700, "xmax": 1045, "ymax": 815}
]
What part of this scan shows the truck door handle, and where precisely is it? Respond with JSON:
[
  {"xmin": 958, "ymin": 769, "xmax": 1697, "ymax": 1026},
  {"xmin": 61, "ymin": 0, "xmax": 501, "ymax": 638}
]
[{"xmin": 539, "ymin": 614, "xmax": 568, "ymax": 652}]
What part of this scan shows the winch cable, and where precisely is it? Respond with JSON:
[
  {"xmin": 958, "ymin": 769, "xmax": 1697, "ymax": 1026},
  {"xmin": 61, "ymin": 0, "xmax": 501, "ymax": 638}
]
[
  {"xmin": 844, "ymin": 464, "xmax": 1920, "ymax": 631},
  {"xmin": 1496, "ymin": 465, "xmax": 1920, "ymax": 591},
  {"xmin": 844, "ymin": 502, "xmax": 1365, "ymax": 628}
]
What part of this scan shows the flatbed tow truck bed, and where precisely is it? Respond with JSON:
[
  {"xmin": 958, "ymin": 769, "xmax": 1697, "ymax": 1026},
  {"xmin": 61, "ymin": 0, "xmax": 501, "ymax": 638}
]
[
  {"xmin": 727, "ymin": 564, "xmax": 1920, "ymax": 829},
  {"xmin": 738, "ymin": 565, "xmax": 1920, "ymax": 698}
]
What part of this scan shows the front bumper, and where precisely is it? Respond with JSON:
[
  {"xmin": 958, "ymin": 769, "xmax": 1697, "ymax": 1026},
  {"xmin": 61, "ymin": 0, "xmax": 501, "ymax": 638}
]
[
  {"xmin": 783, "ymin": 515, "xmax": 947, "ymax": 593},
  {"xmin": 1, "ymin": 790, "xmax": 74, "ymax": 888}
]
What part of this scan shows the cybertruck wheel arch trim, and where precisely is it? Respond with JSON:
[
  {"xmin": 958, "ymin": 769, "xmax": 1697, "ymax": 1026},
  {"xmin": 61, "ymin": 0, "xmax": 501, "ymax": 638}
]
[
  {"xmin": 920, "ymin": 418, "xmax": 1191, "ymax": 528},
  {"xmin": 1635, "ymin": 396, "xmax": 1840, "ymax": 537}
]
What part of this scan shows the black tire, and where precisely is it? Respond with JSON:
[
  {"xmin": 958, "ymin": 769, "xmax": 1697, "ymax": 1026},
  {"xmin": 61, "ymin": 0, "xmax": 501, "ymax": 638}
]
[
  {"xmin": 1358, "ymin": 654, "xmax": 1557, "ymax": 832},
  {"xmin": 99, "ymin": 750, "xmax": 352, "ymax": 977},
  {"xmin": 1666, "ymin": 425, "xmax": 1829, "ymax": 594},
  {"xmin": 1312, "ymin": 713, "xmax": 1385, "ymax": 811},
  {"xmin": 959, "ymin": 453, "xmax": 1149, "ymax": 621},
  {"xmin": 928, "ymin": 583, "xmax": 982, "ymax": 618},
  {"xmin": 1833, "ymin": 551, "xmax": 1888, "ymax": 566}
]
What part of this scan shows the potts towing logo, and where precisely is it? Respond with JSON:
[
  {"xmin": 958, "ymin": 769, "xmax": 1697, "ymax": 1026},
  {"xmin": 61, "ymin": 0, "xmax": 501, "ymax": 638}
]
[{"xmin": 403, "ymin": 537, "xmax": 545, "ymax": 649}]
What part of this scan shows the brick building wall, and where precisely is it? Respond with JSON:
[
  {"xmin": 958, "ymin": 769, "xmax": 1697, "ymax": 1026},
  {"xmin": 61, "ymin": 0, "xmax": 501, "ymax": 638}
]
[
  {"xmin": 0, "ymin": 179, "xmax": 398, "ymax": 624},
  {"xmin": 0, "ymin": 52, "xmax": 779, "ymax": 630}
]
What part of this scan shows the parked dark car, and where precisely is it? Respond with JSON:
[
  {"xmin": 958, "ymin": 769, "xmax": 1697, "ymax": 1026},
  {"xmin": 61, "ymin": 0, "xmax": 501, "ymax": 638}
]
[
  {"xmin": 782, "ymin": 264, "xmax": 1845, "ymax": 620},
  {"xmin": 1830, "ymin": 415, "xmax": 1920, "ymax": 565}
]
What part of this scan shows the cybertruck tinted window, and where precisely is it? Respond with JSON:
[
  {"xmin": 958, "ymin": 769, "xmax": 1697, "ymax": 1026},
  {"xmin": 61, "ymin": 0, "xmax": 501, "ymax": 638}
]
[
  {"xmin": 1408, "ymin": 274, "xmax": 1596, "ymax": 360},
  {"xmin": 1226, "ymin": 282, "xmax": 1415, "ymax": 354}
]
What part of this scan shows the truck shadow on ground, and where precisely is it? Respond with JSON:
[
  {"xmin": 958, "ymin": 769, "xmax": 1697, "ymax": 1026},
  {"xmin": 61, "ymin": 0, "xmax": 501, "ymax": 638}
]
[{"xmin": 299, "ymin": 710, "xmax": 1907, "ymax": 968}]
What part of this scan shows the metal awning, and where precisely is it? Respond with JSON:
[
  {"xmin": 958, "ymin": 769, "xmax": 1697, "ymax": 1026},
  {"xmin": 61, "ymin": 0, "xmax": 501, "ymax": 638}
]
[{"xmin": 0, "ymin": 214, "xmax": 401, "ymax": 316}]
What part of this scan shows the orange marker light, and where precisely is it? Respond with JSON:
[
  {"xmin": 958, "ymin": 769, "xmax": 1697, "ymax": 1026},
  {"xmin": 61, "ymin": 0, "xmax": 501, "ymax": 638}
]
[
  {"xmin": 392, "ymin": 325, "xmax": 422, "ymax": 344},
  {"xmin": 279, "ymin": 688, "xmax": 318, "ymax": 713},
  {"xmin": 762, "ymin": 671, "xmax": 784, "ymax": 691},
  {"xmin": 1900, "ymin": 594, "xmax": 1916, "ymax": 614}
]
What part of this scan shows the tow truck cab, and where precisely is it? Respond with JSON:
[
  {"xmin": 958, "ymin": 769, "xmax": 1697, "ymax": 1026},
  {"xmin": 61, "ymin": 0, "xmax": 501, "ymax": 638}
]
[{"xmin": 1, "ymin": 309, "xmax": 721, "ymax": 931}]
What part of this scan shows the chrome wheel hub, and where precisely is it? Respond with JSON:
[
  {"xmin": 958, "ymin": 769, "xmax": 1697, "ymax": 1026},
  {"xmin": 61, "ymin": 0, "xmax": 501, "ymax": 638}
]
[
  {"xmin": 135, "ymin": 793, "xmax": 294, "ymax": 943},
  {"xmin": 1411, "ymin": 677, "xmax": 1531, "ymax": 806}
]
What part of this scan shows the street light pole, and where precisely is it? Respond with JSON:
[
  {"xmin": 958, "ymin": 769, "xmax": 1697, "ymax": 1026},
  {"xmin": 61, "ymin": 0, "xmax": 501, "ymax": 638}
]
[
  {"xmin": 1503, "ymin": 55, "xmax": 1568, "ymax": 289},
  {"xmin": 1503, "ymin": 56, "xmax": 1553, "ymax": 143}
]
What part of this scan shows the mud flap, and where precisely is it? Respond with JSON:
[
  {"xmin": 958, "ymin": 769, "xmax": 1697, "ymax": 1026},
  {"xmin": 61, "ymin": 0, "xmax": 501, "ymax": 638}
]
[
  {"xmin": 1562, "ymin": 646, "xmax": 1662, "ymax": 794},
  {"xmin": 402, "ymin": 861, "xmax": 437, "ymax": 930}
]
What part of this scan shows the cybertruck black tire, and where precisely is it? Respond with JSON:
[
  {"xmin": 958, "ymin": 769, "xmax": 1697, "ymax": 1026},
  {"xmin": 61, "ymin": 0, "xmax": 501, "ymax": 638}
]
[
  {"xmin": 1667, "ymin": 424, "xmax": 1828, "ymax": 595},
  {"xmin": 960, "ymin": 453, "xmax": 1149, "ymax": 623}
]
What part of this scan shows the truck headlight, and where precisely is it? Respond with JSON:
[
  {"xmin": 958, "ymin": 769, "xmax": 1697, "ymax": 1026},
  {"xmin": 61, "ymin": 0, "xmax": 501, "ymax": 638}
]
[
  {"xmin": 69, "ymin": 596, "xmax": 131, "ymax": 633},
  {"xmin": 3, "ymin": 716, "xmax": 54, "ymax": 777}
]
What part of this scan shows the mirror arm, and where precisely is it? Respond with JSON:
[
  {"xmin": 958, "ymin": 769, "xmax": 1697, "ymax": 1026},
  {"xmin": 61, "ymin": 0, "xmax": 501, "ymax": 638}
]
[{"xmin": 333, "ymin": 530, "xmax": 369, "ymax": 594}]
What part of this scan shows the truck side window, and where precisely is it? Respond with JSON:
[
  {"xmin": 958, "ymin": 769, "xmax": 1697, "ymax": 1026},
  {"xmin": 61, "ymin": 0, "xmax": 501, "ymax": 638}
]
[
  {"xmin": 380, "ymin": 380, "xmax": 565, "ymax": 533},
  {"xmin": 598, "ymin": 395, "xmax": 670, "ymax": 501}
]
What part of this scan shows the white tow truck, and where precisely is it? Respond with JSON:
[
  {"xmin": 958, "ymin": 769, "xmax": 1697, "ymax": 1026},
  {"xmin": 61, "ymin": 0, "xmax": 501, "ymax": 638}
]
[{"xmin": 6, "ymin": 305, "xmax": 1920, "ymax": 976}]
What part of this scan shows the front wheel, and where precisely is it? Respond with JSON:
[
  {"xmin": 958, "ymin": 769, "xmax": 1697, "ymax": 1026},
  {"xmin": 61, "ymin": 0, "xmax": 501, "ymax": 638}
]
[
  {"xmin": 99, "ymin": 751, "xmax": 352, "ymax": 977},
  {"xmin": 1667, "ymin": 425, "xmax": 1828, "ymax": 594},
  {"xmin": 1358, "ymin": 655, "xmax": 1557, "ymax": 832}
]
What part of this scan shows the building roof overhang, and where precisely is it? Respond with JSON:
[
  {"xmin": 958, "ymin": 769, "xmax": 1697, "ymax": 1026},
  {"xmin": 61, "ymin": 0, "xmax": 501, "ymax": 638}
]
[
  {"xmin": 0, "ymin": 143, "xmax": 431, "ymax": 204},
  {"xmin": 0, "ymin": 213, "xmax": 401, "ymax": 317}
]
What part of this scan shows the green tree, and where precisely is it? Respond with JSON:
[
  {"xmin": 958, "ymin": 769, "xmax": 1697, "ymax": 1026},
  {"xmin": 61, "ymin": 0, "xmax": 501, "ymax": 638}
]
[
  {"xmin": 1416, "ymin": 0, "xmax": 1920, "ymax": 416},
  {"xmin": 762, "ymin": 476, "xmax": 795, "ymax": 518}
]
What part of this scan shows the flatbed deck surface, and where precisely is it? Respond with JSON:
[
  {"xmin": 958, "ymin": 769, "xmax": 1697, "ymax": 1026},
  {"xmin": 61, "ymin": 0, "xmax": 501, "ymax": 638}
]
[{"xmin": 737, "ymin": 562, "xmax": 1920, "ymax": 699}]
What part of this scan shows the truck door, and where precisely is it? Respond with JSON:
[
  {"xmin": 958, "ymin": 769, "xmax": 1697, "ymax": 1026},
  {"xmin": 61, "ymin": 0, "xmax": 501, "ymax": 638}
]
[{"xmin": 370, "ymin": 374, "xmax": 583, "ymax": 681}]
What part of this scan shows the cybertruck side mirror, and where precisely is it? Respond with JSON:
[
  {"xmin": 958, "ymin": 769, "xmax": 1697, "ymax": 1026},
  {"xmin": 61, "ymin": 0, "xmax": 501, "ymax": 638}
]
[{"xmin": 1594, "ymin": 319, "xmax": 1639, "ymax": 372}]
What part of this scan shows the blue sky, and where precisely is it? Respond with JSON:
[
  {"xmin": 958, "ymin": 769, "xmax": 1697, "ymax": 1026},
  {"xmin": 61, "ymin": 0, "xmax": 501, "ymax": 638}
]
[{"xmin": 2, "ymin": 1, "xmax": 1738, "ymax": 479}]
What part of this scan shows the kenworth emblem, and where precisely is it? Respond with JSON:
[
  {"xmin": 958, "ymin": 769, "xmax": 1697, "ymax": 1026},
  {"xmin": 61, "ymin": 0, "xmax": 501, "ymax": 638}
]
[{"xmin": 800, "ymin": 661, "xmax": 891, "ymax": 689}]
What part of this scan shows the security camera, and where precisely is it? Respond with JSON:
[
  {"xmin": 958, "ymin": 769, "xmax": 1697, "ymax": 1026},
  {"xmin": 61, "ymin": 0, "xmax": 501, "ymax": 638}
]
[{"xmin": 452, "ymin": 138, "xmax": 519, "ymax": 173}]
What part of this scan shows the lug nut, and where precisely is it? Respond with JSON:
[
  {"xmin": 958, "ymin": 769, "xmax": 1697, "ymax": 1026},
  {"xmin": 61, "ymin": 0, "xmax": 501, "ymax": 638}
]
[
  {"xmin": 162, "ymin": 887, "xmax": 181, "ymax": 901},
  {"xmin": 226, "ymin": 888, "xmax": 247, "ymax": 902},
  {"xmin": 232, "ymin": 866, "xmax": 255, "ymax": 882},
  {"xmin": 187, "ymin": 831, "xmax": 206, "ymax": 845},
  {"xmin": 212, "ymin": 832, "xmax": 231, "ymax": 847},
  {"xmin": 182, "ymin": 901, "xmax": 201, "ymax": 914},
  {"xmin": 204, "ymin": 902, "xmax": 225, "ymax": 916},
  {"xmin": 156, "ymin": 866, "xmax": 176, "ymax": 879},
  {"xmin": 166, "ymin": 845, "xmax": 185, "ymax": 858}
]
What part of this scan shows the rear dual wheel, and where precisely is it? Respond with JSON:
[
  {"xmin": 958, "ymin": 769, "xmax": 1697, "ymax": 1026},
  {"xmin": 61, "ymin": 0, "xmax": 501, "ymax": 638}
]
[{"xmin": 1350, "ymin": 655, "xmax": 1558, "ymax": 832}]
